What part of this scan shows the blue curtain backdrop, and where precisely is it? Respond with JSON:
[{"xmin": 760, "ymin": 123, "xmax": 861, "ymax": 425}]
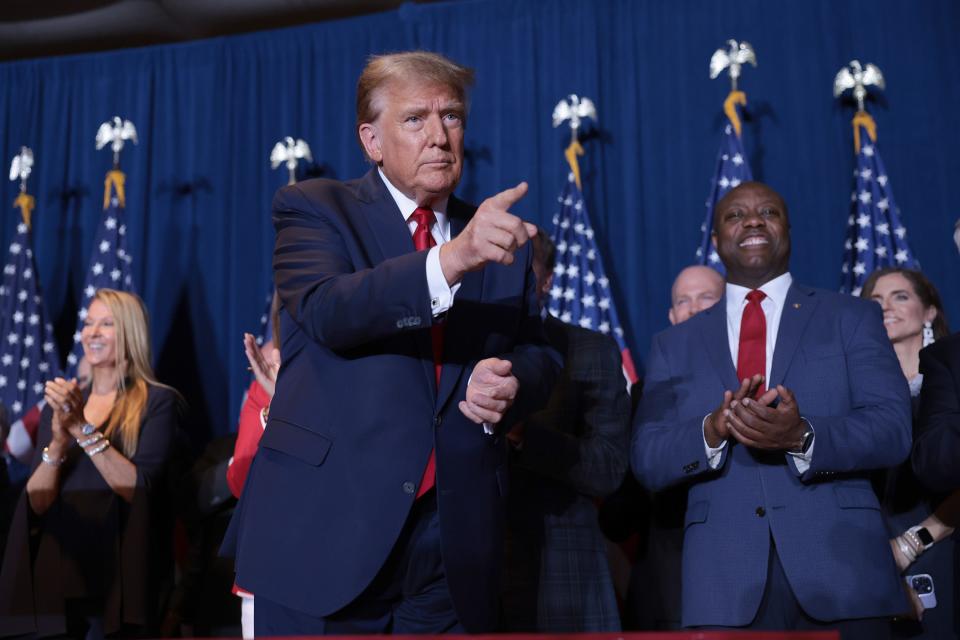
[{"xmin": 2, "ymin": 0, "xmax": 958, "ymax": 442}]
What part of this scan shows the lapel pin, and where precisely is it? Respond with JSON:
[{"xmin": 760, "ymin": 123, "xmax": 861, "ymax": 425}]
[{"xmin": 793, "ymin": 303, "xmax": 801, "ymax": 309}]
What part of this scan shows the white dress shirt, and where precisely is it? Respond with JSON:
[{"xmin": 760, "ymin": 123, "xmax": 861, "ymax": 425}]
[
  {"xmin": 379, "ymin": 168, "xmax": 460, "ymax": 316},
  {"xmin": 704, "ymin": 272, "xmax": 815, "ymax": 473}
]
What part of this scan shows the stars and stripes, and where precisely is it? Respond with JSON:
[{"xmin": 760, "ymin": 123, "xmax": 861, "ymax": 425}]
[
  {"xmin": 549, "ymin": 170, "xmax": 638, "ymax": 384},
  {"xmin": 0, "ymin": 214, "xmax": 60, "ymax": 463},
  {"xmin": 66, "ymin": 171, "xmax": 136, "ymax": 372},
  {"xmin": 839, "ymin": 114, "xmax": 918, "ymax": 295},
  {"xmin": 695, "ymin": 92, "xmax": 754, "ymax": 273},
  {"xmin": 256, "ymin": 288, "xmax": 274, "ymax": 346}
]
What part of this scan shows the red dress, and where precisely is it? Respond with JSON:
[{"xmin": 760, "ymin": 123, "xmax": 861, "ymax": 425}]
[{"xmin": 227, "ymin": 379, "xmax": 270, "ymax": 499}]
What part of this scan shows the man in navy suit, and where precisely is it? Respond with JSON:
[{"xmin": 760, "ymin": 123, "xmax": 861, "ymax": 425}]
[
  {"xmin": 632, "ymin": 182, "xmax": 912, "ymax": 638},
  {"xmin": 223, "ymin": 51, "xmax": 559, "ymax": 635}
]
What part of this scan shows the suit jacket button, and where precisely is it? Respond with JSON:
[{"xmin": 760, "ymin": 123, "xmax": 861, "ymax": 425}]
[
  {"xmin": 755, "ymin": 506, "xmax": 766, "ymax": 517},
  {"xmin": 402, "ymin": 481, "xmax": 416, "ymax": 495},
  {"xmin": 434, "ymin": 415, "xmax": 442, "ymax": 426}
]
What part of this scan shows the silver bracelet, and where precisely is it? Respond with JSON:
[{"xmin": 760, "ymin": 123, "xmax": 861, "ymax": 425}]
[
  {"xmin": 41, "ymin": 446, "xmax": 66, "ymax": 467},
  {"xmin": 86, "ymin": 439, "xmax": 111, "ymax": 457},
  {"xmin": 903, "ymin": 529, "xmax": 924, "ymax": 555},
  {"xmin": 78, "ymin": 432, "xmax": 104, "ymax": 448},
  {"xmin": 897, "ymin": 535, "xmax": 917, "ymax": 564}
]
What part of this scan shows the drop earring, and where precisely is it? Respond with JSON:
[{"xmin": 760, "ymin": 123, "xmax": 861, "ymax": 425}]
[{"xmin": 922, "ymin": 321, "xmax": 935, "ymax": 348}]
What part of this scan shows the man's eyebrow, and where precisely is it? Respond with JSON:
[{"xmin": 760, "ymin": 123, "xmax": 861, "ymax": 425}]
[{"xmin": 401, "ymin": 104, "xmax": 429, "ymax": 115}]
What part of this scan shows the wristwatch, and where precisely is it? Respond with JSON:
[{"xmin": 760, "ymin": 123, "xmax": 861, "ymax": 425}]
[
  {"xmin": 907, "ymin": 525, "xmax": 935, "ymax": 551},
  {"xmin": 789, "ymin": 422, "xmax": 814, "ymax": 455}
]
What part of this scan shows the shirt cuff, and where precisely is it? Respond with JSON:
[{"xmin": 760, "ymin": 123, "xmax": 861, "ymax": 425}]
[
  {"xmin": 466, "ymin": 372, "xmax": 495, "ymax": 436},
  {"xmin": 702, "ymin": 414, "xmax": 727, "ymax": 469},
  {"xmin": 786, "ymin": 419, "xmax": 814, "ymax": 474},
  {"xmin": 425, "ymin": 245, "xmax": 459, "ymax": 317}
]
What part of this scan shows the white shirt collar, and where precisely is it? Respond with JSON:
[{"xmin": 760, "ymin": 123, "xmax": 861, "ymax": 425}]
[
  {"xmin": 378, "ymin": 168, "xmax": 449, "ymax": 224},
  {"xmin": 725, "ymin": 271, "xmax": 793, "ymax": 312}
]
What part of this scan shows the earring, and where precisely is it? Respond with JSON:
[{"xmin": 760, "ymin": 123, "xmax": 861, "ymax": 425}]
[{"xmin": 922, "ymin": 321, "xmax": 935, "ymax": 348}]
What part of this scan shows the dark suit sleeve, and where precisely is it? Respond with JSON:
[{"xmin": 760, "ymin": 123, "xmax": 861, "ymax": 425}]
[
  {"xmin": 799, "ymin": 300, "xmax": 912, "ymax": 478},
  {"xmin": 513, "ymin": 330, "xmax": 629, "ymax": 498},
  {"xmin": 494, "ymin": 246, "xmax": 562, "ymax": 428},
  {"xmin": 913, "ymin": 337, "xmax": 960, "ymax": 492},
  {"xmin": 631, "ymin": 332, "xmax": 728, "ymax": 492},
  {"xmin": 272, "ymin": 184, "xmax": 434, "ymax": 351}
]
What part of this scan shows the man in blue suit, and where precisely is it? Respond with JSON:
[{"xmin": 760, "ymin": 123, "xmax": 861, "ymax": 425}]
[
  {"xmin": 223, "ymin": 51, "xmax": 559, "ymax": 635},
  {"xmin": 632, "ymin": 181, "xmax": 912, "ymax": 638}
]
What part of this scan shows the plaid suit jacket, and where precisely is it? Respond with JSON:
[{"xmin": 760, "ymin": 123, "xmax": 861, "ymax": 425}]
[{"xmin": 502, "ymin": 315, "xmax": 630, "ymax": 631}]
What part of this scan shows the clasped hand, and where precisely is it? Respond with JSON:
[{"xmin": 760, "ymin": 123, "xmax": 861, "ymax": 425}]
[
  {"xmin": 439, "ymin": 182, "xmax": 538, "ymax": 284},
  {"xmin": 459, "ymin": 358, "xmax": 518, "ymax": 426},
  {"xmin": 705, "ymin": 374, "xmax": 807, "ymax": 451}
]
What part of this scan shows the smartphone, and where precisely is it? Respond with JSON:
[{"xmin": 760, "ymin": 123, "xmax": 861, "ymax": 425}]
[{"xmin": 905, "ymin": 573, "xmax": 937, "ymax": 609}]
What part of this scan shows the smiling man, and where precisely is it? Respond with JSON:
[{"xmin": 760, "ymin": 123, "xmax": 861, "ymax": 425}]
[
  {"xmin": 222, "ymin": 51, "xmax": 559, "ymax": 635},
  {"xmin": 632, "ymin": 182, "xmax": 913, "ymax": 638}
]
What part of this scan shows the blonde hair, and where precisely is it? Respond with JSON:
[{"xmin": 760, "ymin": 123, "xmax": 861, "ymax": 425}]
[
  {"xmin": 355, "ymin": 50, "xmax": 474, "ymax": 156},
  {"xmin": 89, "ymin": 289, "xmax": 167, "ymax": 456}
]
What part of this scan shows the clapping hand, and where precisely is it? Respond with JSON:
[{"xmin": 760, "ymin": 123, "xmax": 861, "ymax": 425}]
[
  {"xmin": 704, "ymin": 374, "xmax": 764, "ymax": 447},
  {"xmin": 44, "ymin": 377, "xmax": 84, "ymax": 444},
  {"xmin": 727, "ymin": 384, "xmax": 807, "ymax": 451},
  {"xmin": 244, "ymin": 333, "xmax": 280, "ymax": 399}
]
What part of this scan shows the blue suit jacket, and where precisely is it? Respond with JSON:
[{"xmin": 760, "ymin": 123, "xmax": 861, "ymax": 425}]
[
  {"xmin": 631, "ymin": 282, "xmax": 912, "ymax": 627},
  {"xmin": 222, "ymin": 169, "xmax": 559, "ymax": 632}
]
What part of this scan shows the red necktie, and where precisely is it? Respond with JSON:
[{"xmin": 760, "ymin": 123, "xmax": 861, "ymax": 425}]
[
  {"xmin": 737, "ymin": 289, "xmax": 767, "ymax": 397},
  {"xmin": 411, "ymin": 207, "xmax": 441, "ymax": 498}
]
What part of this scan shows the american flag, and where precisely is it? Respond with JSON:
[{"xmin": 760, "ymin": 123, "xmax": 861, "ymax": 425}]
[
  {"xmin": 840, "ymin": 113, "xmax": 919, "ymax": 295},
  {"xmin": 255, "ymin": 288, "xmax": 274, "ymax": 346},
  {"xmin": 0, "ymin": 202, "xmax": 60, "ymax": 463},
  {"xmin": 695, "ymin": 92, "xmax": 753, "ymax": 273},
  {"xmin": 548, "ymin": 168, "xmax": 638, "ymax": 384},
  {"xmin": 66, "ymin": 170, "xmax": 136, "ymax": 372}
]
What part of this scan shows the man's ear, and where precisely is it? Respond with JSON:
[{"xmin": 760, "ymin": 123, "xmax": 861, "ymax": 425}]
[
  {"xmin": 710, "ymin": 230, "xmax": 718, "ymax": 248},
  {"xmin": 358, "ymin": 123, "xmax": 382, "ymax": 163},
  {"xmin": 668, "ymin": 307, "xmax": 677, "ymax": 326}
]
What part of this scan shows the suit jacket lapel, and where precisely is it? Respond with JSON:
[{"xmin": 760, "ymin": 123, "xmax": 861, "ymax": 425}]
[
  {"xmin": 436, "ymin": 196, "xmax": 482, "ymax": 410},
  {"xmin": 355, "ymin": 169, "xmax": 415, "ymax": 262},
  {"xmin": 769, "ymin": 283, "xmax": 818, "ymax": 389},
  {"xmin": 355, "ymin": 169, "xmax": 438, "ymax": 394},
  {"xmin": 700, "ymin": 300, "xmax": 740, "ymax": 391}
]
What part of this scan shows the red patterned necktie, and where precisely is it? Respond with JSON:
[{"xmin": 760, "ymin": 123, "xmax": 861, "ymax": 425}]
[
  {"xmin": 411, "ymin": 207, "xmax": 441, "ymax": 498},
  {"xmin": 737, "ymin": 289, "xmax": 767, "ymax": 397}
]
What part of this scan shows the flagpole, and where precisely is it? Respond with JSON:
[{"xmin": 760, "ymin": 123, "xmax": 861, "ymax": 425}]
[
  {"xmin": 695, "ymin": 39, "xmax": 757, "ymax": 272},
  {"xmin": 834, "ymin": 60, "xmax": 919, "ymax": 294},
  {"xmin": 550, "ymin": 94, "xmax": 638, "ymax": 385}
]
